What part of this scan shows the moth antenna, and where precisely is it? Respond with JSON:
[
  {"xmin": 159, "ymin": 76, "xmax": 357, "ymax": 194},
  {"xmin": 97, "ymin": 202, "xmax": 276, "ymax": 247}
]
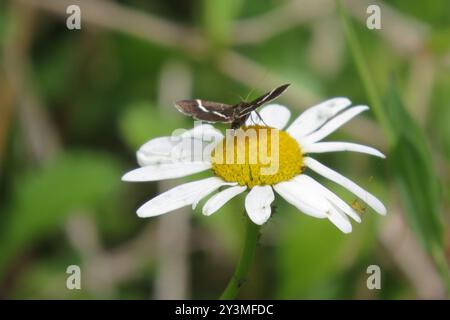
[
  {"xmin": 226, "ymin": 90, "xmax": 246, "ymax": 103},
  {"xmin": 246, "ymin": 71, "xmax": 270, "ymax": 101},
  {"xmin": 244, "ymin": 87, "xmax": 256, "ymax": 102}
]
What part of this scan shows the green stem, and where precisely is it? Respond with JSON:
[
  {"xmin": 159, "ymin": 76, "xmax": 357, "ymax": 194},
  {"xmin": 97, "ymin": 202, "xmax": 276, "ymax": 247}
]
[{"xmin": 220, "ymin": 218, "xmax": 261, "ymax": 300}]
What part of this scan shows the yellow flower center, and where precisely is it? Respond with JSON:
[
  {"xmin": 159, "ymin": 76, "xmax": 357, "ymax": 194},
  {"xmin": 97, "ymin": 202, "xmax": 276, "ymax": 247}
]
[{"xmin": 211, "ymin": 125, "xmax": 304, "ymax": 188}]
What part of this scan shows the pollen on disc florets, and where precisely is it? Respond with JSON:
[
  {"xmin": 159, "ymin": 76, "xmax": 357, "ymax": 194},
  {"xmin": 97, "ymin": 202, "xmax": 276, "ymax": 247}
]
[{"xmin": 211, "ymin": 125, "xmax": 304, "ymax": 188}]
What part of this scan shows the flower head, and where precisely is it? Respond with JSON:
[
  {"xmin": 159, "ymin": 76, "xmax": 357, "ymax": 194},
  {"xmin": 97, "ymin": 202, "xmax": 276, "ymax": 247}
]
[
  {"xmin": 122, "ymin": 99, "xmax": 386, "ymax": 233},
  {"xmin": 211, "ymin": 125, "xmax": 304, "ymax": 187}
]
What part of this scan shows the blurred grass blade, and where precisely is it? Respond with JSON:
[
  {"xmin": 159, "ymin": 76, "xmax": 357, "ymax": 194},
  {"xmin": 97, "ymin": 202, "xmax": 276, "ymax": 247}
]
[
  {"xmin": 385, "ymin": 84, "xmax": 443, "ymax": 249},
  {"xmin": 337, "ymin": 0, "xmax": 394, "ymax": 143},
  {"xmin": 385, "ymin": 84, "xmax": 450, "ymax": 292}
]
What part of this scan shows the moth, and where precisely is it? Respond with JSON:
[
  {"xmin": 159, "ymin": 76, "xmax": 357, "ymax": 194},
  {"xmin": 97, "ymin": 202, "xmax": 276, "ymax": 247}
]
[
  {"xmin": 175, "ymin": 84, "xmax": 290, "ymax": 129},
  {"xmin": 351, "ymin": 199, "xmax": 367, "ymax": 215},
  {"xmin": 351, "ymin": 176, "xmax": 373, "ymax": 215}
]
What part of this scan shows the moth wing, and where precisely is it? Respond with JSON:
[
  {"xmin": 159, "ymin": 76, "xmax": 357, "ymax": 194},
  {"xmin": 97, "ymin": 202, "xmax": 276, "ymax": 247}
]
[
  {"xmin": 238, "ymin": 84, "xmax": 290, "ymax": 116},
  {"xmin": 175, "ymin": 99, "xmax": 234, "ymax": 123}
]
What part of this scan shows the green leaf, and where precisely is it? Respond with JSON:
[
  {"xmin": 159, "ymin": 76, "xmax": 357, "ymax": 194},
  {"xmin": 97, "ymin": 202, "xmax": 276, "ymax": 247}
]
[{"xmin": 0, "ymin": 151, "xmax": 123, "ymax": 277}]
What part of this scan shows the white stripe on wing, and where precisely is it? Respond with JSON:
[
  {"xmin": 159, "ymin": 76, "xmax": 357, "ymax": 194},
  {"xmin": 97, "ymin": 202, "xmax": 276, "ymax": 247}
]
[
  {"xmin": 196, "ymin": 99, "xmax": 209, "ymax": 113},
  {"xmin": 212, "ymin": 111, "xmax": 228, "ymax": 119}
]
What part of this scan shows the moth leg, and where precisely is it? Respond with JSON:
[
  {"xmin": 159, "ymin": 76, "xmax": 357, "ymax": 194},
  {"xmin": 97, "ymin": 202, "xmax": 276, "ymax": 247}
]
[
  {"xmin": 254, "ymin": 110, "xmax": 268, "ymax": 127},
  {"xmin": 231, "ymin": 119, "xmax": 243, "ymax": 130},
  {"xmin": 237, "ymin": 94, "xmax": 246, "ymax": 102},
  {"xmin": 249, "ymin": 112, "xmax": 257, "ymax": 125}
]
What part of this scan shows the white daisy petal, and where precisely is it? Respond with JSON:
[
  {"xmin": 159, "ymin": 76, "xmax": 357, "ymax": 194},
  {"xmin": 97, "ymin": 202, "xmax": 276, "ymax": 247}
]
[
  {"xmin": 139, "ymin": 136, "xmax": 177, "ymax": 156},
  {"xmin": 245, "ymin": 104, "xmax": 291, "ymax": 129},
  {"xmin": 327, "ymin": 206, "xmax": 352, "ymax": 233},
  {"xmin": 303, "ymin": 142, "xmax": 386, "ymax": 158},
  {"xmin": 170, "ymin": 138, "xmax": 216, "ymax": 164},
  {"xmin": 287, "ymin": 97, "xmax": 352, "ymax": 137},
  {"xmin": 192, "ymin": 180, "xmax": 238, "ymax": 209},
  {"xmin": 273, "ymin": 180, "xmax": 328, "ymax": 218},
  {"xmin": 137, "ymin": 152, "xmax": 174, "ymax": 166},
  {"xmin": 304, "ymin": 157, "xmax": 386, "ymax": 215},
  {"xmin": 295, "ymin": 175, "xmax": 361, "ymax": 222},
  {"xmin": 138, "ymin": 139, "xmax": 219, "ymax": 167},
  {"xmin": 245, "ymin": 185, "xmax": 275, "ymax": 225},
  {"xmin": 137, "ymin": 177, "xmax": 233, "ymax": 217},
  {"xmin": 275, "ymin": 177, "xmax": 353, "ymax": 233},
  {"xmin": 122, "ymin": 162, "xmax": 211, "ymax": 182},
  {"xmin": 137, "ymin": 124, "xmax": 222, "ymax": 166},
  {"xmin": 181, "ymin": 123, "xmax": 224, "ymax": 141},
  {"xmin": 136, "ymin": 137, "xmax": 192, "ymax": 166},
  {"xmin": 202, "ymin": 185, "xmax": 247, "ymax": 216},
  {"xmin": 301, "ymin": 106, "xmax": 369, "ymax": 145}
]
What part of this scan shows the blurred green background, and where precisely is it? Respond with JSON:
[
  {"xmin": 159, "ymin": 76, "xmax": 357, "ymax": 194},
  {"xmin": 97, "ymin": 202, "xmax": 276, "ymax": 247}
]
[{"xmin": 0, "ymin": 0, "xmax": 449, "ymax": 299}]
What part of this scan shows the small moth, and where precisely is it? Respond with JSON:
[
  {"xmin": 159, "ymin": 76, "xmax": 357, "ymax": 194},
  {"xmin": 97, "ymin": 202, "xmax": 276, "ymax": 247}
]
[
  {"xmin": 351, "ymin": 199, "xmax": 367, "ymax": 215},
  {"xmin": 351, "ymin": 176, "xmax": 373, "ymax": 215},
  {"xmin": 175, "ymin": 84, "xmax": 290, "ymax": 129}
]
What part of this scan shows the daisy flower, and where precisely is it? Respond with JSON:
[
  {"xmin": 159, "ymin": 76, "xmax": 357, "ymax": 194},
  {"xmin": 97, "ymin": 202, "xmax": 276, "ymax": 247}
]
[{"xmin": 122, "ymin": 98, "xmax": 386, "ymax": 233}]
